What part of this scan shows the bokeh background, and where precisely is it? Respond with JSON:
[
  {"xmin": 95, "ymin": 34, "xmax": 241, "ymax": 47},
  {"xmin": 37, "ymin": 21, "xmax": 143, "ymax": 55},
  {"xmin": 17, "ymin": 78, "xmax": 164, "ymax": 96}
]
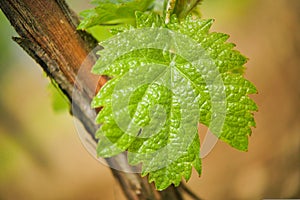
[{"xmin": 0, "ymin": 0, "xmax": 299, "ymax": 199}]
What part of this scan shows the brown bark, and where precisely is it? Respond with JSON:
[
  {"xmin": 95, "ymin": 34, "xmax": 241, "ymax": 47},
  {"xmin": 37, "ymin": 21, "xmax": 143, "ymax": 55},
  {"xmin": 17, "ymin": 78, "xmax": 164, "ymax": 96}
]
[{"xmin": 0, "ymin": 0, "xmax": 201, "ymax": 199}]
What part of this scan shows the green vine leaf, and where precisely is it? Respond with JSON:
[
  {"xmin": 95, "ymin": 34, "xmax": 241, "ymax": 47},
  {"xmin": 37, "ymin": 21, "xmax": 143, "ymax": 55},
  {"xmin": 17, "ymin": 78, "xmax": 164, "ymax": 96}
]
[
  {"xmin": 91, "ymin": 12, "xmax": 257, "ymax": 190},
  {"xmin": 77, "ymin": 0, "xmax": 154, "ymax": 29}
]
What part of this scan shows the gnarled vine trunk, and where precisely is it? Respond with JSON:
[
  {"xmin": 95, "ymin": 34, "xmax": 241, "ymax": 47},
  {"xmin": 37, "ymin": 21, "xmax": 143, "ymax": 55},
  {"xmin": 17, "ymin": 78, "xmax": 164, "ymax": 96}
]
[{"xmin": 0, "ymin": 0, "xmax": 201, "ymax": 199}]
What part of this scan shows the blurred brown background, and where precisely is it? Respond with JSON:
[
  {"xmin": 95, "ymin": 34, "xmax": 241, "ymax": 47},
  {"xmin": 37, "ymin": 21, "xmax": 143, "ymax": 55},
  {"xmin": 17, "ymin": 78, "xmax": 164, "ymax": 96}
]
[{"xmin": 0, "ymin": 0, "xmax": 299, "ymax": 199}]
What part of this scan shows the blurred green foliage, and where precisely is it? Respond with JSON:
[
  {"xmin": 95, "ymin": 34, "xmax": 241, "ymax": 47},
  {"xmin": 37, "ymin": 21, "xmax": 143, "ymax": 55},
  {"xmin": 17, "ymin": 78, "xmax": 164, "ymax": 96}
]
[
  {"xmin": 201, "ymin": 0, "xmax": 252, "ymax": 19},
  {"xmin": 0, "ymin": 11, "xmax": 14, "ymax": 78},
  {"xmin": 77, "ymin": 0, "xmax": 154, "ymax": 29},
  {"xmin": 48, "ymin": 81, "xmax": 69, "ymax": 113}
]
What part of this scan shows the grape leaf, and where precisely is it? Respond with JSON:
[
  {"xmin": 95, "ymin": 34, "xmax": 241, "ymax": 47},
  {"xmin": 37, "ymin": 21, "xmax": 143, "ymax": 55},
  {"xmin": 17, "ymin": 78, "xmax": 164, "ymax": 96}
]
[
  {"xmin": 91, "ymin": 12, "xmax": 257, "ymax": 190},
  {"xmin": 77, "ymin": 0, "xmax": 154, "ymax": 29}
]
